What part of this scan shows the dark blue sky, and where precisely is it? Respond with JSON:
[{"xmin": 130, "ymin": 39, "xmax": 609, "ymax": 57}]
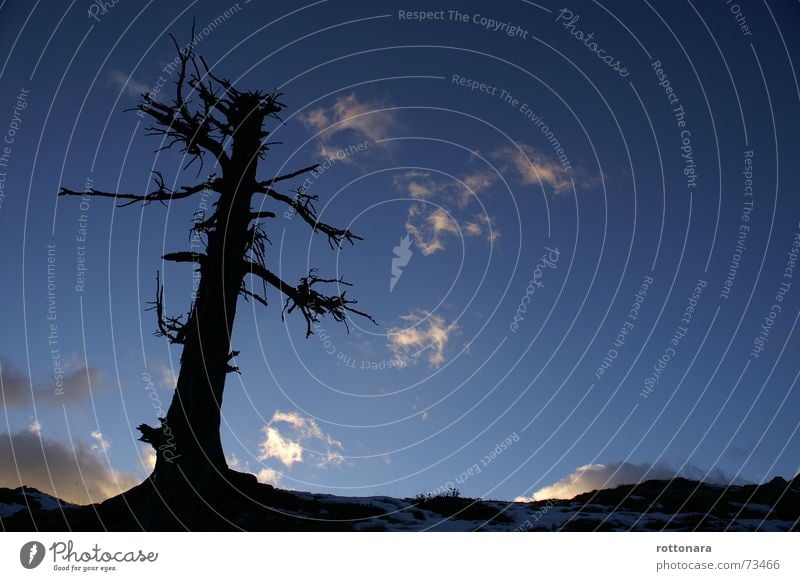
[{"xmin": 1, "ymin": 0, "xmax": 799, "ymax": 503}]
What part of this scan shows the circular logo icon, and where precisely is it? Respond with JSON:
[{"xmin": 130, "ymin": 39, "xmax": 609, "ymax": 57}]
[{"xmin": 19, "ymin": 541, "xmax": 46, "ymax": 569}]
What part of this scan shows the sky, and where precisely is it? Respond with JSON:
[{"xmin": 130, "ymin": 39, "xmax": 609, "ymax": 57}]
[{"xmin": 1, "ymin": 0, "xmax": 799, "ymax": 505}]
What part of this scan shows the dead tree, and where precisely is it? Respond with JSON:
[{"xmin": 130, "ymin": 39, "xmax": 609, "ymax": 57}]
[{"xmin": 59, "ymin": 31, "xmax": 373, "ymax": 526}]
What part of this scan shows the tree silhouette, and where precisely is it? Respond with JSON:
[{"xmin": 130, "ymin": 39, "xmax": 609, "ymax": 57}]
[{"xmin": 59, "ymin": 30, "xmax": 374, "ymax": 528}]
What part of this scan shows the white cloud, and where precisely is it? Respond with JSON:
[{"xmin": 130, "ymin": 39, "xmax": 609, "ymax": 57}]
[
  {"xmin": 258, "ymin": 410, "xmax": 344, "ymax": 468},
  {"xmin": 107, "ymin": 70, "xmax": 149, "ymax": 98},
  {"xmin": 315, "ymin": 143, "xmax": 348, "ymax": 162},
  {"xmin": 257, "ymin": 426, "xmax": 304, "ymax": 468},
  {"xmin": 153, "ymin": 362, "xmax": 178, "ymax": 390},
  {"xmin": 226, "ymin": 453, "xmax": 243, "ymax": 470},
  {"xmin": 387, "ymin": 310, "xmax": 459, "ymax": 367},
  {"xmin": 257, "ymin": 411, "xmax": 345, "ymax": 470},
  {"xmin": 393, "ymin": 169, "xmax": 499, "ymax": 255},
  {"xmin": 461, "ymin": 171, "xmax": 496, "ymax": 191},
  {"xmin": 140, "ymin": 446, "xmax": 157, "ymax": 472},
  {"xmin": 408, "ymin": 180, "xmax": 434, "ymax": 199},
  {"xmin": 271, "ymin": 410, "xmax": 342, "ymax": 449},
  {"xmin": 493, "ymin": 143, "xmax": 596, "ymax": 194},
  {"xmin": 470, "ymin": 214, "xmax": 500, "ymax": 243},
  {"xmin": 321, "ymin": 450, "xmax": 345, "ymax": 467},
  {"xmin": 0, "ymin": 428, "xmax": 139, "ymax": 504},
  {"xmin": 459, "ymin": 171, "xmax": 497, "ymax": 206},
  {"xmin": 393, "ymin": 169, "xmax": 497, "ymax": 206},
  {"xmin": 515, "ymin": 461, "xmax": 745, "ymax": 502},
  {"xmin": 256, "ymin": 467, "xmax": 281, "ymax": 486},
  {"xmin": 405, "ymin": 206, "xmax": 494, "ymax": 256},
  {"xmin": 90, "ymin": 431, "xmax": 111, "ymax": 453},
  {"xmin": 464, "ymin": 221, "xmax": 483, "ymax": 236},
  {"xmin": 299, "ymin": 93, "xmax": 396, "ymax": 145},
  {"xmin": 405, "ymin": 206, "xmax": 459, "ymax": 256}
]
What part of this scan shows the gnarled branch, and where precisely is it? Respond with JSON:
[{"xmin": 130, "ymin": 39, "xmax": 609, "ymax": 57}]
[
  {"xmin": 239, "ymin": 284, "xmax": 269, "ymax": 308},
  {"xmin": 249, "ymin": 210, "xmax": 276, "ymax": 220},
  {"xmin": 225, "ymin": 349, "xmax": 240, "ymax": 374},
  {"xmin": 162, "ymin": 251, "xmax": 206, "ymax": 264},
  {"xmin": 134, "ymin": 25, "xmax": 233, "ymax": 170},
  {"xmin": 257, "ymin": 164, "xmax": 319, "ymax": 187},
  {"xmin": 146, "ymin": 271, "xmax": 187, "ymax": 344},
  {"xmin": 258, "ymin": 185, "xmax": 362, "ymax": 248},
  {"xmin": 59, "ymin": 172, "xmax": 219, "ymax": 208},
  {"xmin": 244, "ymin": 261, "xmax": 376, "ymax": 337},
  {"xmin": 137, "ymin": 419, "xmax": 167, "ymax": 448}
]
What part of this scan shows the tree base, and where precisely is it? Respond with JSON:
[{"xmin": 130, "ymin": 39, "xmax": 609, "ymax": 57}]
[{"xmin": 2, "ymin": 469, "xmax": 364, "ymax": 531}]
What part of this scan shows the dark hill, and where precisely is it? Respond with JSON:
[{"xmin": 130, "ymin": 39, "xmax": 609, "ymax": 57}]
[{"xmin": 2, "ymin": 474, "xmax": 798, "ymax": 531}]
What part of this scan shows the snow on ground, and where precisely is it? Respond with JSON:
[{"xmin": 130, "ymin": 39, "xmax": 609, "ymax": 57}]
[
  {"xmin": 26, "ymin": 491, "xmax": 65, "ymax": 511},
  {"xmin": 326, "ymin": 495, "xmax": 798, "ymax": 532},
  {"xmin": 0, "ymin": 503, "xmax": 25, "ymax": 518},
  {"xmin": 0, "ymin": 488, "xmax": 73, "ymax": 519}
]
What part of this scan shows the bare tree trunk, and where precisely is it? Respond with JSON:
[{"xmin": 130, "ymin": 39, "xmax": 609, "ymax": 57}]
[{"xmin": 145, "ymin": 112, "xmax": 265, "ymax": 524}]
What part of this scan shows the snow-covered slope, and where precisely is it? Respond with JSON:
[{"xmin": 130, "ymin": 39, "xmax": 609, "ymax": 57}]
[
  {"xmin": 0, "ymin": 486, "xmax": 74, "ymax": 521},
  {"xmin": 291, "ymin": 476, "xmax": 799, "ymax": 532}
]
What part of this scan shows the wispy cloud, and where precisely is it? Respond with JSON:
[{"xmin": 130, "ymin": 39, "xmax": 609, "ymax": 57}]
[
  {"xmin": 392, "ymin": 169, "xmax": 497, "ymax": 206},
  {"xmin": 299, "ymin": 93, "xmax": 396, "ymax": 160},
  {"xmin": 405, "ymin": 206, "xmax": 457, "ymax": 256},
  {"xmin": 392, "ymin": 170, "xmax": 436, "ymax": 199},
  {"xmin": 258, "ymin": 426, "xmax": 304, "ymax": 468},
  {"xmin": 257, "ymin": 410, "xmax": 344, "ymax": 469},
  {"xmin": 107, "ymin": 69, "xmax": 149, "ymax": 98},
  {"xmin": 393, "ymin": 170, "xmax": 500, "ymax": 255},
  {"xmin": 0, "ymin": 357, "xmax": 102, "ymax": 409},
  {"xmin": 140, "ymin": 446, "xmax": 157, "ymax": 472},
  {"xmin": 459, "ymin": 171, "xmax": 498, "ymax": 207},
  {"xmin": 404, "ymin": 205, "xmax": 496, "ymax": 256},
  {"xmin": 493, "ymin": 143, "xmax": 597, "ymax": 194},
  {"xmin": 464, "ymin": 214, "xmax": 499, "ymax": 242},
  {"xmin": 90, "ymin": 431, "xmax": 111, "ymax": 453},
  {"xmin": 387, "ymin": 310, "xmax": 459, "ymax": 367},
  {"xmin": 0, "ymin": 423, "xmax": 139, "ymax": 504},
  {"xmin": 152, "ymin": 362, "xmax": 178, "ymax": 390},
  {"xmin": 271, "ymin": 410, "xmax": 342, "ymax": 449},
  {"xmin": 256, "ymin": 467, "xmax": 281, "ymax": 486},
  {"xmin": 515, "ymin": 461, "xmax": 747, "ymax": 502}
]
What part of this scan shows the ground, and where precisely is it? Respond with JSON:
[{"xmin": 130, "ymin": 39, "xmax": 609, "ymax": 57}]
[{"xmin": 1, "ymin": 475, "xmax": 798, "ymax": 531}]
